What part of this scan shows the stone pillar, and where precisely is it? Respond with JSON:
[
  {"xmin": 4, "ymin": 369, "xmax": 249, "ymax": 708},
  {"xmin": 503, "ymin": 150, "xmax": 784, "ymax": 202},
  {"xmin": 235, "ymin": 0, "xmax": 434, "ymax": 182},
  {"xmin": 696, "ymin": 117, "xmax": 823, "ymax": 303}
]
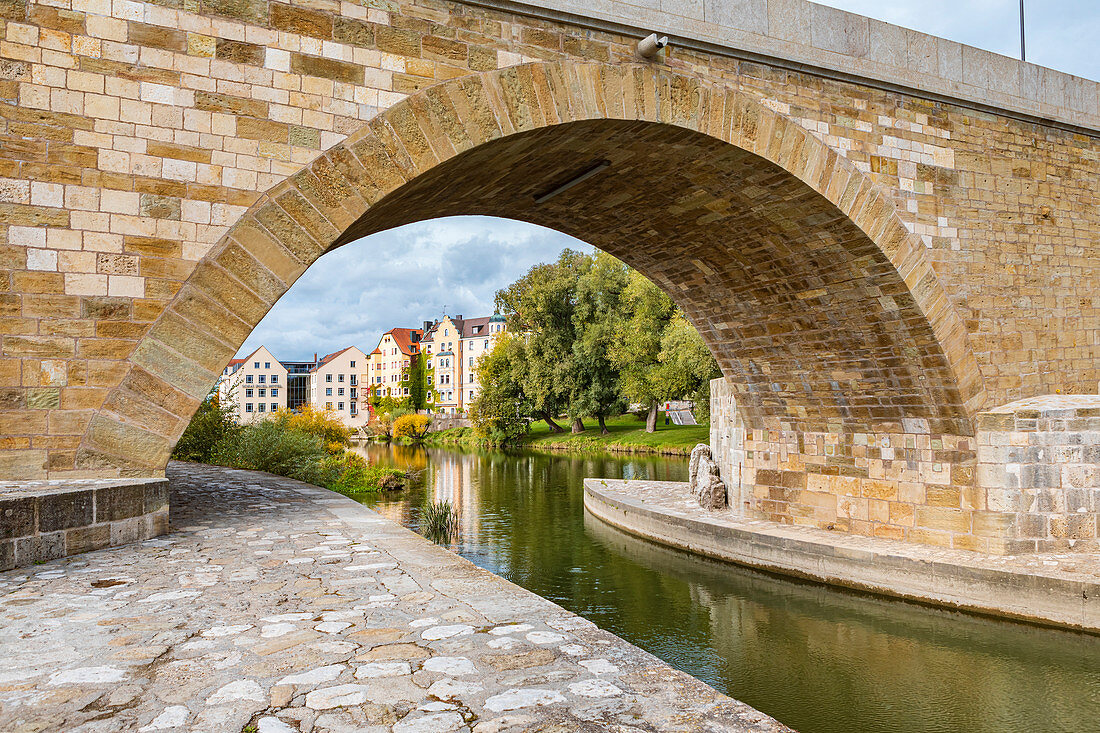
[
  {"xmin": 976, "ymin": 396, "xmax": 1100, "ymax": 553},
  {"xmin": 709, "ymin": 378, "xmax": 747, "ymax": 514}
]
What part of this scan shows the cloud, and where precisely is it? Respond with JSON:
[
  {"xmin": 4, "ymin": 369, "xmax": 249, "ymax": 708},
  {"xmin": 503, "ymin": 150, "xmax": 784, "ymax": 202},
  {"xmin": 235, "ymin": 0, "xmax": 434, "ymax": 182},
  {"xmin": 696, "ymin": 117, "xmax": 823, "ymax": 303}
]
[{"xmin": 238, "ymin": 216, "xmax": 591, "ymax": 361}]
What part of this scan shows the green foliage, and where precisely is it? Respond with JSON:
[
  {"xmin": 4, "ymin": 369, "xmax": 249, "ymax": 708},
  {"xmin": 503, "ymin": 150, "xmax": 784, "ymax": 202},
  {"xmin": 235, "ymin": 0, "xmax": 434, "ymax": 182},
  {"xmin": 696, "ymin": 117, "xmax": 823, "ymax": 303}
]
[
  {"xmin": 172, "ymin": 389, "xmax": 241, "ymax": 463},
  {"xmin": 495, "ymin": 249, "xmax": 590, "ymax": 429},
  {"xmin": 469, "ymin": 333, "xmax": 530, "ymax": 444},
  {"xmin": 610, "ymin": 269, "xmax": 678, "ymax": 408},
  {"xmin": 405, "ymin": 353, "xmax": 429, "ymax": 410},
  {"xmin": 569, "ymin": 252, "xmax": 628, "ymax": 431},
  {"xmin": 420, "ymin": 499, "xmax": 459, "ymax": 543},
  {"xmin": 212, "ymin": 419, "xmax": 325, "ymax": 482},
  {"xmin": 655, "ymin": 312, "xmax": 721, "ymax": 422},
  {"xmin": 393, "ymin": 413, "xmax": 432, "ymax": 440},
  {"xmin": 318, "ymin": 450, "xmax": 405, "ymax": 493}
]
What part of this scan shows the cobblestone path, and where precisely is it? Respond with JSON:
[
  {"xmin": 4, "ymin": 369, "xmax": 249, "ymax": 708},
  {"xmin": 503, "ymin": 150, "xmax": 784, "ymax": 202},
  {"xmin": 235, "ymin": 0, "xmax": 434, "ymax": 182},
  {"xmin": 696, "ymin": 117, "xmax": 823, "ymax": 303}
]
[{"xmin": 0, "ymin": 462, "xmax": 788, "ymax": 733}]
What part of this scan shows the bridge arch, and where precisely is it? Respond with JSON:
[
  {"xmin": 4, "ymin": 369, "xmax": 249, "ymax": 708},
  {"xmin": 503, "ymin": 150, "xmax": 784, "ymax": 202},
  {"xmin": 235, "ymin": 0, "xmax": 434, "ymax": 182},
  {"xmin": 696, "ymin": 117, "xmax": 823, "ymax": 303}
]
[{"xmin": 81, "ymin": 60, "xmax": 984, "ymax": 475}]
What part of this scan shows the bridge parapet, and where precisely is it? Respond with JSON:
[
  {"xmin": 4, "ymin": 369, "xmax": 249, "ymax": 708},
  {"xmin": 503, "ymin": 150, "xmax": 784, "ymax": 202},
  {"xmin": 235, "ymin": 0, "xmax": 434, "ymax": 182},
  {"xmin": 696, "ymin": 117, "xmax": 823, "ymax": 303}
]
[{"xmin": 499, "ymin": 0, "xmax": 1100, "ymax": 135}]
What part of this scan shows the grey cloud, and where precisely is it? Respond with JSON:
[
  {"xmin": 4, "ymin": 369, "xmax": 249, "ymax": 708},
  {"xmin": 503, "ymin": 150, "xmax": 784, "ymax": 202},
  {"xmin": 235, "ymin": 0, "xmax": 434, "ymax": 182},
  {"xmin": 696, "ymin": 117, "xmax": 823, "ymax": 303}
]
[{"xmin": 237, "ymin": 216, "xmax": 591, "ymax": 361}]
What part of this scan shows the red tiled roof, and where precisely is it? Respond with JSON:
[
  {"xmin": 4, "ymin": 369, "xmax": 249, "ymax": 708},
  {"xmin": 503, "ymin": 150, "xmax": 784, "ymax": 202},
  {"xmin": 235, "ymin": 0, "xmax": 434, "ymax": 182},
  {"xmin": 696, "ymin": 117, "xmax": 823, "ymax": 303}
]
[{"xmin": 385, "ymin": 328, "xmax": 423, "ymax": 356}]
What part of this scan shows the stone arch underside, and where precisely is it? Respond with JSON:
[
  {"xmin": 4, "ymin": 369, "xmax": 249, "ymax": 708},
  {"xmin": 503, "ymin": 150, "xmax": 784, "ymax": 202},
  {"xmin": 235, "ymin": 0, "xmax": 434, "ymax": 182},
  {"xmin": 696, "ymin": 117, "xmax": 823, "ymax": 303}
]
[{"xmin": 80, "ymin": 61, "xmax": 984, "ymax": 477}]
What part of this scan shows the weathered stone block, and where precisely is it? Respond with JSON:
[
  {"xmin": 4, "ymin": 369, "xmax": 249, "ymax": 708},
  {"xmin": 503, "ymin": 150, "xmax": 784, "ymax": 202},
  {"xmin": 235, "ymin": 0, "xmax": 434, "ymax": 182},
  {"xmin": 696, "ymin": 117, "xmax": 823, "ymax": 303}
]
[
  {"xmin": 0, "ymin": 498, "xmax": 36, "ymax": 539},
  {"xmin": 38, "ymin": 489, "xmax": 93, "ymax": 532}
]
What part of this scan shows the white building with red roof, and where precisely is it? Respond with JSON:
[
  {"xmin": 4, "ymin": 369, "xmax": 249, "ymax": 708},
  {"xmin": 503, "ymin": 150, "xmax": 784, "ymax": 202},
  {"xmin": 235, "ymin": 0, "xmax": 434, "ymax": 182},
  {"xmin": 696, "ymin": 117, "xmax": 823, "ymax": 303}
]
[
  {"xmin": 217, "ymin": 345, "xmax": 288, "ymax": 424},
  {"xmin": 308, "ymin": 345, "xmax": 370, "ymax": 428}
]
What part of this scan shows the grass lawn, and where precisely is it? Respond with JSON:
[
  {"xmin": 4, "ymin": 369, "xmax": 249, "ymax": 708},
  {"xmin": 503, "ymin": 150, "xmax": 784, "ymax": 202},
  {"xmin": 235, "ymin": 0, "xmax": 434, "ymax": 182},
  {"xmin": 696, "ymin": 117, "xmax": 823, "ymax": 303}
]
[
  {"xmin": 525, "ymin": 413, "xmax": 708, "ymax": 455},
  {"xmin": 425, "ymin": 413, "xmax": 708, "ymax": 455}
]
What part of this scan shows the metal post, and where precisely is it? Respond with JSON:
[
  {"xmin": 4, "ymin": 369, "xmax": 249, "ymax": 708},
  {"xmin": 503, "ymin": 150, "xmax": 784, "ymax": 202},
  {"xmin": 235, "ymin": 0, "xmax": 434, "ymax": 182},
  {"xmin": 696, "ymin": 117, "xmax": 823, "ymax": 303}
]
[{"xmin": 1020, "ymin": 0, "xmax": 1026, "ymax": 61}]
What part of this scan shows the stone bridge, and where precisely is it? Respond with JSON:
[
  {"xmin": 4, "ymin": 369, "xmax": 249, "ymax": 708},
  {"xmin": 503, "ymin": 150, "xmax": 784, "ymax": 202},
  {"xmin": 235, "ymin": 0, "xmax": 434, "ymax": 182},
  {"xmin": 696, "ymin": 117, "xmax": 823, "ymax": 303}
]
[{"xmin": 1, "ymin": 0, "xmax": 1098, "ymax": 564}]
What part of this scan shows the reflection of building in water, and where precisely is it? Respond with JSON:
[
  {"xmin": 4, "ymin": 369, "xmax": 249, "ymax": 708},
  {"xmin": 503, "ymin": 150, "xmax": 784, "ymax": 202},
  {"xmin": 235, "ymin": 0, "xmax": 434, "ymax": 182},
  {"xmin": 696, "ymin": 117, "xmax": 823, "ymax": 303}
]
[{"xmin": 430, "ymin": 453, "xmax": 480, "ymax": 538}]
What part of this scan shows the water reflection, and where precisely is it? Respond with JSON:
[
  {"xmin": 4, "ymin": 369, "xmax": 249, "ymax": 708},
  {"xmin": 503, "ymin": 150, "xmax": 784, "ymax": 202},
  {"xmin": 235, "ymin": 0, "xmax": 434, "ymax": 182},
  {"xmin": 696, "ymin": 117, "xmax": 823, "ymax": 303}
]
[{"xmin": 353, "ymin": 442, "xmax": 1100, "ymax": 733}]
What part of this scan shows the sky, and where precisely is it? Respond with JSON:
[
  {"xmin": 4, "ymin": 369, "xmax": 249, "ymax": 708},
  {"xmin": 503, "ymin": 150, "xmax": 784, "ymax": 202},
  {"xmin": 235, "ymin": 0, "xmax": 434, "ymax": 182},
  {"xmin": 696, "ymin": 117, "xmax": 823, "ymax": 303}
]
[{"xmin": 237, "ymin": 1, "xmax": 1098, "ymax": 361}]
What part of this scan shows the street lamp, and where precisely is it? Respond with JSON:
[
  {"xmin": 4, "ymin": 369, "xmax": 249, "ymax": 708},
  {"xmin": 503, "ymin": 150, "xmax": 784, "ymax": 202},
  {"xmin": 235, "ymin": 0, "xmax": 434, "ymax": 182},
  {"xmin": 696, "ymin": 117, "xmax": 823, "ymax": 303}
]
[{"xmin": 1019, "ymin": 0, "xmax": 1026, "ymax": 61}]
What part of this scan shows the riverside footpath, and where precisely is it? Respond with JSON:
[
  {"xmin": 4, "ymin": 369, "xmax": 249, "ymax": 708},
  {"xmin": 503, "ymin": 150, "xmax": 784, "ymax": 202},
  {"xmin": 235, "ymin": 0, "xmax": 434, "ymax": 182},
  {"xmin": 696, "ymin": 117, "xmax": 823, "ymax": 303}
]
[{"xmin": 0, "ymin": 462, "xmax": 788, "ymax": 733}]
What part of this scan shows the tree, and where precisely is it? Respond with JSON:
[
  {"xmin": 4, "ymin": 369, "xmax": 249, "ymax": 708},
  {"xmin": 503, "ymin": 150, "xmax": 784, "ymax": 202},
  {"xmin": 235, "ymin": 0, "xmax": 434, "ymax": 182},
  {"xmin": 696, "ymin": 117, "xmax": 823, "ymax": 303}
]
[
  {"xmin": 610, "ymin": 269, "xmax": 677, "ymax": 432},
  {"xmin": 495, "ymin": 249, "xmax": 590, "ymax": 433},
  {"xmin": 172, "ymin": 387, "xmax": 241, "ymax": 463},
  {"xmin": 570, "ymin": 252, "xmax": 628, "ymax": 433},
  {"xmin": 655, "ymin": 312, "xmax": 721, "ymax": 422},
  {"xmin": 468, "ymin": 333, "xmax": 530, "ymax": 444}
]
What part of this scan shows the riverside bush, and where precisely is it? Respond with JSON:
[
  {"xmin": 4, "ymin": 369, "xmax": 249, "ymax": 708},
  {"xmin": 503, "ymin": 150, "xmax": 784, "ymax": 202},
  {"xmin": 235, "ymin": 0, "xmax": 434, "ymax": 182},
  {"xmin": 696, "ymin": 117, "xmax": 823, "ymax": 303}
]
[
  {"xmin": 393, "ymin": 414, "xmax": 432, "ymax": 440},
  {"xmin": 172, "ymin": 392, "xmax": 241, "ymax": 463},
  {"xmin": 212, "ymin": 419, "xmax": 325, "ymax": 482},
  {"xmin": 317, "ymin": 451, "xmax": 405, "ymax": 493}
]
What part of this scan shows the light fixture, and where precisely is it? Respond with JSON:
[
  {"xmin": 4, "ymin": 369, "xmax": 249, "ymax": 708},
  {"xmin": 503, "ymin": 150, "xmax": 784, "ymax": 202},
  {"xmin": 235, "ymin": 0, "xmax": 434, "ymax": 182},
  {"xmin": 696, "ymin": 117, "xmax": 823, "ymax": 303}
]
[
  {"xmin": 637, "ymin": 33, "xmax": 668, "ymax": 60},
  {"xmin": 533, "ymin": 161, "xmax": 610, "ymax": 204}
]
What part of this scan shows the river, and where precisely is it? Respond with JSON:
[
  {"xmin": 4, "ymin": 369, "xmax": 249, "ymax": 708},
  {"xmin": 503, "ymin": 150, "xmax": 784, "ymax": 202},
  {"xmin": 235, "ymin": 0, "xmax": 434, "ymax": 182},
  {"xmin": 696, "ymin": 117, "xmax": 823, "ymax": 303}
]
[{"xmin": 353, "ymin": 442, "xmax": 1100, "ymax": 733}]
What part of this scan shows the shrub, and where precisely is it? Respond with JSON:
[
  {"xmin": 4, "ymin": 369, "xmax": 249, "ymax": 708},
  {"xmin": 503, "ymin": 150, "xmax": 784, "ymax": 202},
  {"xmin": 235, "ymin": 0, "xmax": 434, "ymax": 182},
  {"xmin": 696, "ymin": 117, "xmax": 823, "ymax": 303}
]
[
  {"xmin": 318, "ymin": 450, "xmax": 406, "ymax": 493},
  {"xmin": 279, "ymin": 404, "xmax": 352, "ymax": 453},
  {"xmin": 172, "ymin": 391, "xmax": 241, "ymax": 463},
  {"xmin": 393, "ymin": 413, "xmax": 432, "ymax": 440},
  {"xmin": 212, "ymin": 420, "xmax": 324, "ymax": 483}
]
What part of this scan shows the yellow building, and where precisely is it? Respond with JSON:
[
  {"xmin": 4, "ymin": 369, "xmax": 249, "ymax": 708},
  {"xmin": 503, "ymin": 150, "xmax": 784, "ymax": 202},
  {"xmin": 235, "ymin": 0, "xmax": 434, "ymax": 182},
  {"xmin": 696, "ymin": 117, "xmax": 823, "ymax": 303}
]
[
  {"xmin": 367, "ymin": 328, "xmax": 424, "ymax": 403},
  {"xmin": 422, "ymin": 315, "xmax": 507, "ymax": 414}
]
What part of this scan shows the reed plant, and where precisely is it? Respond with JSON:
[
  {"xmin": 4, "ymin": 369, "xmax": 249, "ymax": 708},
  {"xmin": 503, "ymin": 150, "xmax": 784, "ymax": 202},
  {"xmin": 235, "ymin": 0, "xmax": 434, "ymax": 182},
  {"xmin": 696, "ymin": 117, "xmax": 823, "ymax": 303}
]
[{"xmin": 420, "ymin": 499, "xmax": 459, "ymax": 544}]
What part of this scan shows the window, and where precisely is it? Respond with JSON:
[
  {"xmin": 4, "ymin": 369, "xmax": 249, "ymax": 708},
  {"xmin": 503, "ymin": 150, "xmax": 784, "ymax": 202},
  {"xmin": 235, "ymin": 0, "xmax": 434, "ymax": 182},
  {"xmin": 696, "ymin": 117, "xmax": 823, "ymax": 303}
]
[
  {"xmin": 271, "ymin": 388, "xmax": 278, "ymax": 397},
  {"xmin": 258, "ymin": 388, "xmax": 266, "ymax": 397},
  {"xmin": 258, "ymin": 374, "xmax": 266, "ymax": 384},
  {"xmin": 469, "ymin": 357, "xmax": 474, "ymax": 368},
  {"xmin": 470, "ymin": 390, "xmax": 474, "ymax": 400},
  {"xmin": 245, "ymin": 388, "xmax": 253, "ymax": 398},
  {"xmin": 403, "ymin": 388, "xmax": 408, "ymax": 396},
  {"xmin": 484, "ymin": 339, "xmax": 489, "ymax": 348},
  {"xmin": 326, "ymin": 387, "xmax": 332, "ymax": 396},
  {"xmin": 350, "ymin": 405, "xmax": 357, "ymax": 415},
  {"xmin": 444, "ymin": 328, "xmax": 448, "ymax": 336},
  {"xmin": 326, "ymin": 374, "xmax": 332, "ymax": 383},
  {"xmin": 271, "ymin": 403, "xmax": 277, "ymax": 412},
  {"xmin": 338, "ymin": 374, "xmax": 344, "ymax": 383},
  {"xmin": 337, "ymin": 388, "xmax": 344, "ymax": 396},
  {"xmin": 245, "ymin": 403, "xmax": 253, "ymax": 412},
  {"xmin": 338, "ymin": 402, "xmax": 344, "ymax": 410},
  {"xmin": 271, "ymin": 375, "xmax": 278, "ymax": 383},
  {"xmin": 254, "ymin": 361, "xmax": 259, "ymax": 368},
  {"xmin": 245, "ymin": 375, "xmax": 253, "ymax": 384},
  {"xmin": 264, "ymin": 362, "xmax": 270, "ymax": 369},
  {"xmin": 350, "ymin": 360, "xmax": 355, "ymax": 368},
  {"xmin": 257, "ymin": 403, "xmax": 265, "ymax": 412},
  {"xmin": 326, "ymin": 401, "xmax": 333, "ymax": 409}
]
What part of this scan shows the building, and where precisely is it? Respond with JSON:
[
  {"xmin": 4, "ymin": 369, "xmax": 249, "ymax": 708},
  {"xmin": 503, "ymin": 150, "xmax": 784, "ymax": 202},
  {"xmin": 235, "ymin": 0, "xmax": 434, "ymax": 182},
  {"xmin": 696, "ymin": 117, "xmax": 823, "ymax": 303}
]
[
  {"xmin": 308, "ymin": 346, "xmax": 369, "ymax": 429},
  {"xmin": 217, "ymin": 346, "xmax": 288, "ymax": 423},
  {"xmin": 280, "ymin": 359, "xmax": 314, "ymax": 412},
  {"xmin": 367, "ymin": 327, "xmax": 424, "ymax": 403},
  {"xmin": 422, "ymin": 314, "xmax": 507, "ymax": 414}
]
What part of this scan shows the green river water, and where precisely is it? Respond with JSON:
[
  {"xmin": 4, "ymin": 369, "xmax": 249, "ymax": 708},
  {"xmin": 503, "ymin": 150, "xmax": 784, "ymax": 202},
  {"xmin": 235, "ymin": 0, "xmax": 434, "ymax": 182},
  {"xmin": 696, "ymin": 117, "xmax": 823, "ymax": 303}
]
[{"xmin": 354, "ymin": 442, "xmax": 1100, "ymax": 733}]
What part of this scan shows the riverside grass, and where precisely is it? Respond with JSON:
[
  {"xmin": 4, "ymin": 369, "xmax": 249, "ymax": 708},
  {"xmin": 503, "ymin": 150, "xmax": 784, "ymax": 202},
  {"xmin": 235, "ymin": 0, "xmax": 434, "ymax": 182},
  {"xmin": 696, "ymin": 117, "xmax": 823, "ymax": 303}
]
[{"xmin": 425, "ymin": 413, "xmax": 708, "ymax": 455}]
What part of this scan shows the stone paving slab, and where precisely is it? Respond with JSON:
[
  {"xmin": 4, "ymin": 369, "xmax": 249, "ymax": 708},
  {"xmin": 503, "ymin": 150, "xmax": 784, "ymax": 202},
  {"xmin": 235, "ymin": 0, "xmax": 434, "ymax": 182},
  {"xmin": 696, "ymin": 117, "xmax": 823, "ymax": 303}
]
[
  {"xmin": 584, "ymin": 478, "xmax": 1100, "ymax": 633},
  {"xmin": 0, "ymin": 462, "xmax": 789, "ymax": 733}
]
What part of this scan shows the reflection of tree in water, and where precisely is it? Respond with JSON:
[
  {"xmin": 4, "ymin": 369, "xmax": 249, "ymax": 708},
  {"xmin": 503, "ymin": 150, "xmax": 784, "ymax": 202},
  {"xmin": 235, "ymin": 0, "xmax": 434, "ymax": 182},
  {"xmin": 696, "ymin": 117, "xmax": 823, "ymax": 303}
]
[{"xmin": 352, "ymin": 444, "xmax": 1100, "ymax": 733}]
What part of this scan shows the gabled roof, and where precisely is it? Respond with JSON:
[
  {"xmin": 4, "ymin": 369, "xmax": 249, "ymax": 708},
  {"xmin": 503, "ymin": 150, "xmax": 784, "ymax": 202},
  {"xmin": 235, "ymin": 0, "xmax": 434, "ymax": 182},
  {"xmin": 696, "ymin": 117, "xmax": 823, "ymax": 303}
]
[
  {"xmin": 310, "ymin": 346, "xmax": 356, "ymax": 372},
  {"xmin": 387, "ymin": 328, "xmax": 422, "ymax": 356}
]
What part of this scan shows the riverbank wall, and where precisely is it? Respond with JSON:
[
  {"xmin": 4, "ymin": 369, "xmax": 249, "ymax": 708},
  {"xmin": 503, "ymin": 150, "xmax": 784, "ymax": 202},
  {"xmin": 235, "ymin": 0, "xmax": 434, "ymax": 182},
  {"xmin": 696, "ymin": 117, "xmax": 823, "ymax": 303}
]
[{"xmin": 584, "ymin": 478, "xmax": 1100, "ymax": 634}]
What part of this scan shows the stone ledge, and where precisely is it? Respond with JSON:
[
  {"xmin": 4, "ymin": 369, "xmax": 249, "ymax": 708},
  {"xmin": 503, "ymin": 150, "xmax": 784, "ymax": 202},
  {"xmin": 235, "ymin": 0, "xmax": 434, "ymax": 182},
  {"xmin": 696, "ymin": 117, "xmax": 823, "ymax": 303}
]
[
  {"xmin": 0, "ymin": 478, "xmax": 168, "ymax": 571},
  {"xmin": 583, "ymin": 478, "xmax": 1100, "ymax": 633}
]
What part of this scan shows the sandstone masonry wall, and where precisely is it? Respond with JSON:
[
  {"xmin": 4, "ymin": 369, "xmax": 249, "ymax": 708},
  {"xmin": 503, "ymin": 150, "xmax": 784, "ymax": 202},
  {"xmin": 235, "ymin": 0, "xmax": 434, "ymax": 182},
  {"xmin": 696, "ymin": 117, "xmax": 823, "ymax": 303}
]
[{"xmin": 0, "ymin": 0, "xmax": 1097, "ymax": 481}]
